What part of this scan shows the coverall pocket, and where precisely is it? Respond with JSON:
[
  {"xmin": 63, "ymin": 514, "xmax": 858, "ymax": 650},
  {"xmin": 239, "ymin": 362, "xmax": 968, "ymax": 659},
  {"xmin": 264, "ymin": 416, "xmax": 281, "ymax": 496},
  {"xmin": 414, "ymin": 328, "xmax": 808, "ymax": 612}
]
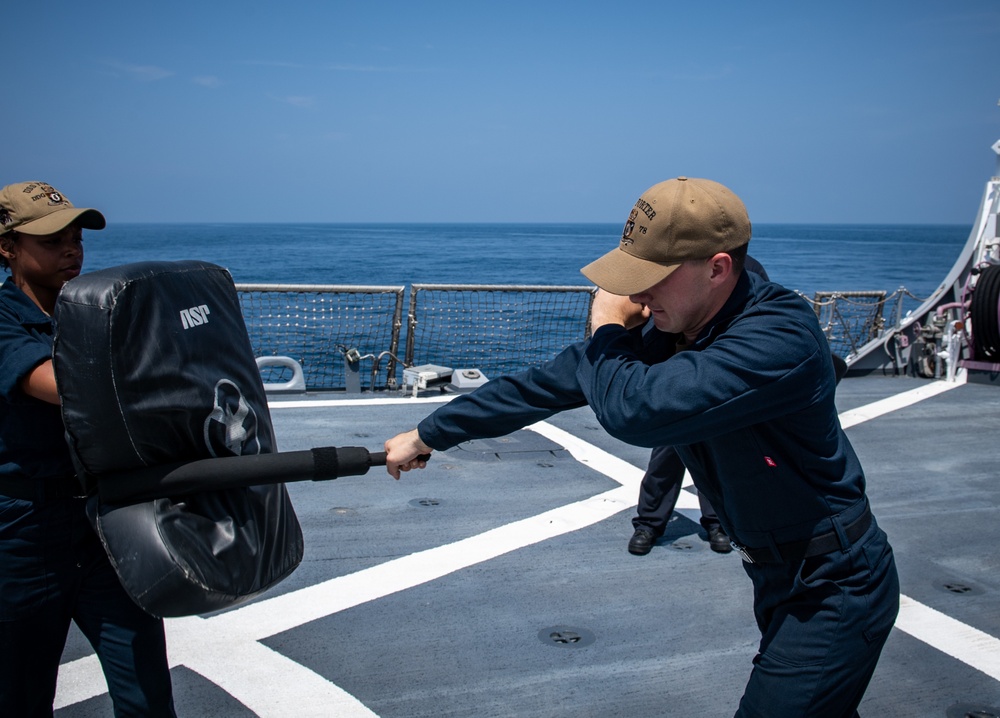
[
  {"xmin": 859, "ymin": 529, "xmax": 900, "ymax": 645},
  {"xmin": 0, "ymin": 498, "xmax": 48, "ymax": 620}
]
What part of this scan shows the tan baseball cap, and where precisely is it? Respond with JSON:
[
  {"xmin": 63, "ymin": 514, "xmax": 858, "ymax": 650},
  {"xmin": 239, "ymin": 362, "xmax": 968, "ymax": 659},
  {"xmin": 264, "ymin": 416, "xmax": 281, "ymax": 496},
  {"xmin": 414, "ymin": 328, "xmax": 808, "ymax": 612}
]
[
  {"xmin": 581, "ymin": 177, "xmax": 751, "ymax": 295},
  {"xmin": 0, "ymin": 181, "xmax": 106, "ymax": 236}
]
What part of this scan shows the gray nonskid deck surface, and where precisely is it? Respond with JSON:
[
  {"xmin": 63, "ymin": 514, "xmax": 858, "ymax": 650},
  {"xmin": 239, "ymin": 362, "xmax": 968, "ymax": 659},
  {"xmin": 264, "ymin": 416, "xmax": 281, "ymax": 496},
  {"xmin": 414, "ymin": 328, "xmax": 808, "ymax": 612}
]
[
  {"xmin": 847, "ymin": 380, "xmax": 1000, "ymax": 716},
  {"xmin": 56, "ymin": 377, "xmax": 1000, "ymax": 717}
]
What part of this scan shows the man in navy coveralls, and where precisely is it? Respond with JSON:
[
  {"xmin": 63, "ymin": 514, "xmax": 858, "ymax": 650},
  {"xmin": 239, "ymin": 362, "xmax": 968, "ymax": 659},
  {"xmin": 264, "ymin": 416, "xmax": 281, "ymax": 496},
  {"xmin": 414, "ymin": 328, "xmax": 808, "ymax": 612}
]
[{"xmin": 385, "ymin": 176, "xmax": 899, "ymax": 717}]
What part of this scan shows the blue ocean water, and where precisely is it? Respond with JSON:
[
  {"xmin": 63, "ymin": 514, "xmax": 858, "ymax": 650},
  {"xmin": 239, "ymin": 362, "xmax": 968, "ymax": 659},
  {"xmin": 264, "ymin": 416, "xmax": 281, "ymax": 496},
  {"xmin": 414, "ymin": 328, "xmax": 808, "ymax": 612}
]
[{"xmin": 83, "ymin": 222, "xmax": 970, "ymax": 312}]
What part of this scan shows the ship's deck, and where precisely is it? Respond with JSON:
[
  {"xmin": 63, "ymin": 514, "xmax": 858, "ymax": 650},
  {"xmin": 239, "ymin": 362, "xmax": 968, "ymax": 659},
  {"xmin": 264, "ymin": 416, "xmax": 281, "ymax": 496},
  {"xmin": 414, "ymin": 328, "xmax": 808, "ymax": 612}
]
[{"xmin": 55, "ymin": 374, "xmax": 1000, "ymax": 717}]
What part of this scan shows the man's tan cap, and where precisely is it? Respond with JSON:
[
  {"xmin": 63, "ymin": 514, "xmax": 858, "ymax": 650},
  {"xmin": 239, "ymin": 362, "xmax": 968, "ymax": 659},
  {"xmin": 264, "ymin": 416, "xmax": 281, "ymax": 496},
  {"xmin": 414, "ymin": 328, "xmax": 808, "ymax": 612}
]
[
  {"xmin": 581, "ymin": 177, "xmax": 750, "ymax": 296},
  {"xmin": 0, "ymin": 181, "xmax": 105, "ymax": 236}
]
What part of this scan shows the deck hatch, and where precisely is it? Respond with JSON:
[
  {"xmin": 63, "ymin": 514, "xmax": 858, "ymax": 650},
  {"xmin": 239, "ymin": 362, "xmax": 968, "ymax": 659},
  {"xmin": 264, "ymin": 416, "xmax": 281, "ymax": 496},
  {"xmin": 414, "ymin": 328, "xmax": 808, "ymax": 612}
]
[
  {"xmin": 451, "ymin": 434, "xmax": 569, "ymax": 462},
  {"xmin": 937, "ymin": 581, "xmax": 983, "ymax": 596},
  {"xmin": 537, "ymin": 626, "xmax": 596, "ymax": 648},
  {"xmin": 945, "ymin": 704, "xmax": 1000, "ymax": 718},
  {"xmin": 409, "ymin": 498, "xmax": 444, "ymax": 508}
]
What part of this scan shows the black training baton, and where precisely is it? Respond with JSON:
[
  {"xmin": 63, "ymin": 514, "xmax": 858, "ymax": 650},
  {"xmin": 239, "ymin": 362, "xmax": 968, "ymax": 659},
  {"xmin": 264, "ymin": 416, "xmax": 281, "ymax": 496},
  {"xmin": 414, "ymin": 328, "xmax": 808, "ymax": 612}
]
[{"xmin": 97, "ymin": 446, "xmax": 413, "ymax": 504}]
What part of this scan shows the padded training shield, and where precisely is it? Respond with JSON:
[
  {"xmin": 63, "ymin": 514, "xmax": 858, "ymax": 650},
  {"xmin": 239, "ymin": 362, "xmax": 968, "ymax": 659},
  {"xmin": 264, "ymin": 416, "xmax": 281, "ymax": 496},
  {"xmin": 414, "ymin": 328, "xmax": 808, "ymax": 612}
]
[{"xmin": 53, "ymin": 260, "xmax": 303, "ymax": 617}]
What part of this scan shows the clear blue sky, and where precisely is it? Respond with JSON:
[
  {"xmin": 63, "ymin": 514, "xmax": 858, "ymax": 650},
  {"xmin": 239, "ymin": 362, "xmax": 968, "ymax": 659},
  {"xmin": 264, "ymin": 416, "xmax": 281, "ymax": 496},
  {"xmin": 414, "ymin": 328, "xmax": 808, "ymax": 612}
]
[{"xmin": 7, "ymin": 1, "xmax": 1000, "ymax": 224}]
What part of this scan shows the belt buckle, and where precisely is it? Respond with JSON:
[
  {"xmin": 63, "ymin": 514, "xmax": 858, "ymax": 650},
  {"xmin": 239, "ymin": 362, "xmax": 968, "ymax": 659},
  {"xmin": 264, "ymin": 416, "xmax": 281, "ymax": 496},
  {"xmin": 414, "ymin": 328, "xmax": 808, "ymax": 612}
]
[{"xmin": 731, "ymin": 541, "xmax": 755, "ymax": 564}]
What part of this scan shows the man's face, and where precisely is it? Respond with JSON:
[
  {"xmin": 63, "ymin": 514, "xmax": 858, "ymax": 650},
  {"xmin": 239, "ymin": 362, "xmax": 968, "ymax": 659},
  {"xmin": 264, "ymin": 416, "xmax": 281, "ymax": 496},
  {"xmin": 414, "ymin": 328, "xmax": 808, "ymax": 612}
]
[{"xmin": 628, "ymin": 258, "xmax": 715, "ymax": 338}]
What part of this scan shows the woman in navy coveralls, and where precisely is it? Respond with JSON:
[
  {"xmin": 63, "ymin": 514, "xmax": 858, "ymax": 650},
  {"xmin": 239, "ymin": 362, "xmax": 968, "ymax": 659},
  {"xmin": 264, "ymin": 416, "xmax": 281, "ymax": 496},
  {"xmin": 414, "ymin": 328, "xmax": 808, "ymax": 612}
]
[{"xmin": 0, "ymin": 182, "xmax": 175, "ymax": 717}]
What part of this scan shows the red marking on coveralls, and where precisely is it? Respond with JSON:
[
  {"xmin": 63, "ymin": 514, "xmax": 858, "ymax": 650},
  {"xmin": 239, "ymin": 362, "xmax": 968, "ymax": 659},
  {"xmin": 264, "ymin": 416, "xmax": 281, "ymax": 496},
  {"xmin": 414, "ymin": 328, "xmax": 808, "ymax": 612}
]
[{"xmin": 764, "ymin": 456, "xmax": 777, "ymax": 468}]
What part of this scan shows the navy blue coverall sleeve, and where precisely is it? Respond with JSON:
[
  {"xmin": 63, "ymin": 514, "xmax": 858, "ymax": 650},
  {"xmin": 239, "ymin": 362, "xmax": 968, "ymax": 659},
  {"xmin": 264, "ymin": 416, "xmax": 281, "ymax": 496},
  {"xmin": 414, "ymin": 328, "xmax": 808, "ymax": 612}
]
[
  {"xmin": 576, "ymin": 296, "xmax": 830, "ymax": 448},
  {"xmin": 418, "ymin": 339, "xmax": 592, "ymax": 450}
]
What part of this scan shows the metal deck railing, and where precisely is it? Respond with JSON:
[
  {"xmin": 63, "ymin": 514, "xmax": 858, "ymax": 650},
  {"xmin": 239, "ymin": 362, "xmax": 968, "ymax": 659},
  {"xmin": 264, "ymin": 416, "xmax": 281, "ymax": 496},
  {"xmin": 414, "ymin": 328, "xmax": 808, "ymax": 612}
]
[
  {"xmin": 238, "ymin": 282, "xmax": 924, "ymax": 391},
  {"xmin": 238, "ymin": 283, "xmax": 594, "ymax": 391}
]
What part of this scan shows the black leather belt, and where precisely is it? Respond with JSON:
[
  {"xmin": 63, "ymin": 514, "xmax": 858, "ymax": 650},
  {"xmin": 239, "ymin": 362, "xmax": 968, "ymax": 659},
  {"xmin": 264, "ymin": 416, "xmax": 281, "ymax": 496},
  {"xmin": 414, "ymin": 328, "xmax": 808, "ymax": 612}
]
[
  {"xmin": 0, "ymin": 475, "xmax": 85, "ymax": 501},
  {"xmin": 731, "ymin": 506, "xmax": 872, "ymax": 564}
]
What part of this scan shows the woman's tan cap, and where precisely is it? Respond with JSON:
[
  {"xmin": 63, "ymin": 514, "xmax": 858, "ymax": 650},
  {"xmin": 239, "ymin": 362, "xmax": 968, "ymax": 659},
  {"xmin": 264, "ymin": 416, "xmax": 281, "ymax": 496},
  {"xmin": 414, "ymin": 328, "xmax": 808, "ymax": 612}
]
[{"xmin": 0, "ymin": 181, "xmax": 106, "ymax": 236}]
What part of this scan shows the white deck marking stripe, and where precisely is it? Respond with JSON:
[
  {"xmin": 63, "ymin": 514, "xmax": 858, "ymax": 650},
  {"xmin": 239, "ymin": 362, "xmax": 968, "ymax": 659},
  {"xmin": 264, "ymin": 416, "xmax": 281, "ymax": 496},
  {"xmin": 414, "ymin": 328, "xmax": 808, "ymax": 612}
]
[
  {"xmin": 55, "ymin": 432, "xmax": 638, "ymax": 711},
  {"xmin": 525, "ymin": 420, "xmax": 644, "ymax": 490},
  {"xmin": 208, "ymin": 483, "xmax": 638, "ymax": 640},
  {"xmin": 52, "ymin": 653, "xmax": 107, "ymax": 708},
  {"xmin": 834, "ymin": 375, "xmax": 1000, "ymax": 682},
  {"xmin": 268, "ymin": 395, "xmax": 456, "ymax": 409},
  {"xmin": 169, "ymin": 629, "xmax": 379, "ymax": 717},
  {"xmin": 838, "ymin": 375, "xmax": 965, "ymax": 429},
  {"xmin": 894, "ymin": 595, "xmax": 1000, "ymax": 681},
  {"xmin": 55, "ymin": 378, "xmax": 996, "ymax": 712},
  {"xmin": 526, "ymin": 419, "xmax": 700, "ymax": 514},
  {"xmin": 56, "ymin": 485, "xmax": 638, "ymax": 712}
]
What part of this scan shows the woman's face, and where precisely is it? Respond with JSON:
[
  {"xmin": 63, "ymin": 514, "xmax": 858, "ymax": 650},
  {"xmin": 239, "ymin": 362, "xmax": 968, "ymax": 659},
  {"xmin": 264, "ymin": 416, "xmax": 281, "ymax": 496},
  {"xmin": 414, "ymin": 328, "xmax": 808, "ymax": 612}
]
[{"xmin": 1, "ymin": 225, "xmax": 84, "ymax": 292}]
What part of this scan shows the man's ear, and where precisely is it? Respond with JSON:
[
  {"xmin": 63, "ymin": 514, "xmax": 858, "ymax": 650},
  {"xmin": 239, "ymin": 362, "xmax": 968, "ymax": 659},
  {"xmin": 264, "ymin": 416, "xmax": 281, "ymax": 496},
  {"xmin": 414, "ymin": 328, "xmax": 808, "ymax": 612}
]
[{"xmin": 708, "ymin": 252, "xmax": 733, "ymax": 281}]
